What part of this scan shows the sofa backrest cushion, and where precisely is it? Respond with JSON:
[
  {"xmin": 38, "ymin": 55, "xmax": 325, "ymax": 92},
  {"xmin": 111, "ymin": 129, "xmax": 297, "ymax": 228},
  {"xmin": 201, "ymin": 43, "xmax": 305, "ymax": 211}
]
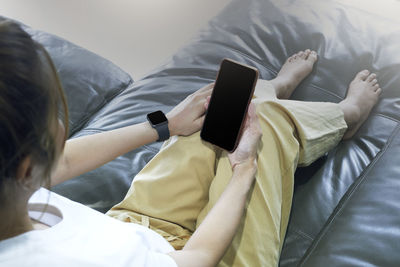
[{"xmin": 4, "ymin": 17, "xmax": 134, "ymax": 136}]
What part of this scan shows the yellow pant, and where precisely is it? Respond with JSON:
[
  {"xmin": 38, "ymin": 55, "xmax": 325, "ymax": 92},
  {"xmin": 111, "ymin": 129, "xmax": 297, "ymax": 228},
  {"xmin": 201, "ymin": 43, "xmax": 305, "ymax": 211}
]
[{"xmin": 107, "ymin": 80, "xmax": 347, "ymax": 266}]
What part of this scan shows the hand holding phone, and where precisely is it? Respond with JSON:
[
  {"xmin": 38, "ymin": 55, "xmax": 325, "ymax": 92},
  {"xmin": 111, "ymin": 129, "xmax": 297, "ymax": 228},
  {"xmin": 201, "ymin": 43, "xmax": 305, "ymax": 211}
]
[
  {"xmin": 227, "ymin": 102, "xmax": 262, "ymax": 171},
  {"xmin": 200, "ymin": 59, "xmax": 259, "ymax": 152}
]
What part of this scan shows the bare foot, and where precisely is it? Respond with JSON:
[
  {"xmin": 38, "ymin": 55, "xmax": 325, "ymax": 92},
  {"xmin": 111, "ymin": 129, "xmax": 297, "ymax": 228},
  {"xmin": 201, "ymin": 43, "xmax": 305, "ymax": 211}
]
[
  {"xmin": 270, "ymin": 49, "xmax": 318, "ymax": 99},
  {"xmin": 339, "ymin": 70, "xmax": 382, "ymax": 140}
]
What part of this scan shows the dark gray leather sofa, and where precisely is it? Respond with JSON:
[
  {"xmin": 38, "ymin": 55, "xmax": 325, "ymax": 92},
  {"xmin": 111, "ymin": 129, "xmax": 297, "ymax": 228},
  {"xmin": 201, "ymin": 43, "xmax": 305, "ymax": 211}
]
[{"xmin": 6, "ymin": 0, "xmax": 400, "ymax": 265}]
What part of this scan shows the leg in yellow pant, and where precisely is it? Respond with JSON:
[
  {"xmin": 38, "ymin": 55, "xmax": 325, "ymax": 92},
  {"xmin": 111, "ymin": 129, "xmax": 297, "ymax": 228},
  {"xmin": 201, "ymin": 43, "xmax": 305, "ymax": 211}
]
[{"xmin": 107, "ymin": 80, "xmax": 347, "ymax": 266}]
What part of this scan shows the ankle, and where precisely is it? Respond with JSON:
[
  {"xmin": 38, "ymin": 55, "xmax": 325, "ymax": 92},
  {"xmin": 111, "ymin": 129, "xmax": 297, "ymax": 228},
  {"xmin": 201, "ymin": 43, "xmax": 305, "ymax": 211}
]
[
  {"xmin": 339, "ymin": 100, "xmax": 360, "ymax": 128},
  {"xmin": 270, "ymin": 77, "xmax": 289, "ymax": 99}
]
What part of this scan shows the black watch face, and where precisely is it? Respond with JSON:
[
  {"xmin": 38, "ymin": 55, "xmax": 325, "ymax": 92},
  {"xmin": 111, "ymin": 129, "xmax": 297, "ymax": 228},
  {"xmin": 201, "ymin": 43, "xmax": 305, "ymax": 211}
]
[{"xmin": 148, "ymin": 110, "xmax": 167, "ymax": 125}]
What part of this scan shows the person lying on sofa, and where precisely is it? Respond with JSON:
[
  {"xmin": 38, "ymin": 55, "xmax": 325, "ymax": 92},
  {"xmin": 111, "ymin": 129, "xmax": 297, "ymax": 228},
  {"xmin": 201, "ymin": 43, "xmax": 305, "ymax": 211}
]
[{"xmin": 0, "ymin": 20, "xmax": 382, "ymax": 267}]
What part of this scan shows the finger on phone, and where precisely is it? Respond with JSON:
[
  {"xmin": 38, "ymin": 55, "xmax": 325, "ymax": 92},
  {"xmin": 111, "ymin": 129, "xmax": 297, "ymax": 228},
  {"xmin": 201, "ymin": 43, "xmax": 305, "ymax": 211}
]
[
  {"xmin": 248, "ymin": 103, "xmax": 256, "ymax": 116},
  {"xmin": 199, "ymin": 86, "xmax": 214, "ymax": 97},
  {"xmin": 195, "ymin": 115, "xmax": 205, "ymax": 128},
  {"xmin": 204, "ymin": 96, "xmax": 211, "ymax": 109},
  {"xmin": 197, "ymin": 82, "xmax": 214, "ymax": 93}
]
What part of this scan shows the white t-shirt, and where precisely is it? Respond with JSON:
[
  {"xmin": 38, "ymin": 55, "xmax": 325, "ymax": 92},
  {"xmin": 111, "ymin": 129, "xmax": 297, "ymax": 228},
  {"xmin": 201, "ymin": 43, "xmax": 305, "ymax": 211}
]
[{"xmin": 0, "ymin": 188, "xmax": 177, "ymax": 267}]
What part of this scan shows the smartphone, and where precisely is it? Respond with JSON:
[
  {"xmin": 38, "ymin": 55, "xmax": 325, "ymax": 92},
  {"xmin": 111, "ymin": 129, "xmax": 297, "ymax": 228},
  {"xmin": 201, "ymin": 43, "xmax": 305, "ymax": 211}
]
[{"xmin": 200, "ymin": 58, "xmax": 259, "ymax": 152}]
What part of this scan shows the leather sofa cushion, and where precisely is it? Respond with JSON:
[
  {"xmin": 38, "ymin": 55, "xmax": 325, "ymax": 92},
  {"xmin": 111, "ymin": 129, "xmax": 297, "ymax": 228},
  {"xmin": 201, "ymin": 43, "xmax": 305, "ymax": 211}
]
[
  {"xmin": 5, "ymin": 0, "xmax": 400, "ymax": 264},
  {"xmin": 12, "ymin": 19, "xmax": 134, "ymax": 136}
]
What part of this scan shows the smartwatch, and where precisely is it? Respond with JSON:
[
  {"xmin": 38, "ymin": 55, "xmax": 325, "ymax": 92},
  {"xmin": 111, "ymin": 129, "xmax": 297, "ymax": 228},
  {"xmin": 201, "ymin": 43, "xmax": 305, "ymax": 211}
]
[{"xmin": 147, "ymin": 110, "xmax": 170, "ymax": 142}]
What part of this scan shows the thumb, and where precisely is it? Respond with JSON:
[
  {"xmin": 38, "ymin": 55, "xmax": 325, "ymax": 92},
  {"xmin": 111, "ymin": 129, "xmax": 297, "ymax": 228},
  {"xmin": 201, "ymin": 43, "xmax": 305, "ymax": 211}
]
[
  {"xmin": 195, "ymin": 115, "xmax": 206, "ymax": 129},
  {"xmin": 204, "ymin": 96, "xmax": 211, "ymax": 110}
]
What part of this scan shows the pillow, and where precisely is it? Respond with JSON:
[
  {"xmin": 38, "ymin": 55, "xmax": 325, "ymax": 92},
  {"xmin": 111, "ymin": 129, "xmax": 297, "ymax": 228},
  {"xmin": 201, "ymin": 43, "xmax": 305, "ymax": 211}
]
[{"xmin": 2, "ymin": 16, "xmax": 134, "ymax": 136}]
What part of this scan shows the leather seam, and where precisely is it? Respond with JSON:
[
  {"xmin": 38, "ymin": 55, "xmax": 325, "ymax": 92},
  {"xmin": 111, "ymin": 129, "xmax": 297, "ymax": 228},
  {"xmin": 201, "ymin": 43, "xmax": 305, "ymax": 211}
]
[
  {"xmin": 307, "ymin": 84, "xmax": 343, "ymax": 101},
  {"xmin": 290, "ymin": 228, "xmax": 314, "ymax": 242},
  {"xmin": 375, "ymin": 113, "xmax": 400, "ymax": 123},
  {"xmin": 199, "ymin": 39, "xmax": 277, "ymax": 75},
  {"xmin": 69, "ymin": 80, "xmax": 133, "ymax": 136},
  {"xmin": 143, "ymin": 144, "xmax": 161, "ymax": 154},
  {"xmin": 298, "ymin": 122, "xmax": 400, "ymax": 265},
  {"xmin": 199, "ymin": 40, "xmax": 344, "ymax": 101}
]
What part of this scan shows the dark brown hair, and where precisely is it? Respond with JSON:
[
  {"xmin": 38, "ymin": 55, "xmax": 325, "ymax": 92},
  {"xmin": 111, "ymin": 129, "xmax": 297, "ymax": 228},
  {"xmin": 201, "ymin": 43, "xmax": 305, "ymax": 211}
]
[{"xmin": 0, "ymin": 19, "xmax": 69, "ymax": 193}]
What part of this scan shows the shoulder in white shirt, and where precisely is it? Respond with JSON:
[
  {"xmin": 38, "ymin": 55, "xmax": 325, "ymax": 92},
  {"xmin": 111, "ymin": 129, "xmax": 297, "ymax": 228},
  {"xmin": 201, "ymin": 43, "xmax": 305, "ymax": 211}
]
[{"xmin": 0, "ymin": 188, "xmax": 177, "ymax": 267}]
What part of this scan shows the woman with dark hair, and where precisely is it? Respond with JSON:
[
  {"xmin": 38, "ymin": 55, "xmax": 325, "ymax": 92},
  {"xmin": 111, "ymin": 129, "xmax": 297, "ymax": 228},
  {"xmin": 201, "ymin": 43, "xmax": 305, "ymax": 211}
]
[{"xmin": 0, "ymin": 19, "xmax": 381, "ymax": 266}]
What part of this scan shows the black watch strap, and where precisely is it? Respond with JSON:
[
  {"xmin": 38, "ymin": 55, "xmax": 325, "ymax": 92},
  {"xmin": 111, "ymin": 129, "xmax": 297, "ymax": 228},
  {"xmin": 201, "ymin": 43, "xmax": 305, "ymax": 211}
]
[
  {"xmin": 156, "ymin": 121, "xmax": 170, "ymax": 141},
  {"xmin": 147, "ymin": 111, "xmax": 170, "ymax": 142}
]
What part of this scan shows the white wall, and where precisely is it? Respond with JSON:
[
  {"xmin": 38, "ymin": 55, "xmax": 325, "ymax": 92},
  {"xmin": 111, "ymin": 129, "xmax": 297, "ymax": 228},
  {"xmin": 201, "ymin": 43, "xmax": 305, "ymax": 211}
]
[{"xmin": 0, "ymin": 0, "xmax": 231, "ymax": 79}]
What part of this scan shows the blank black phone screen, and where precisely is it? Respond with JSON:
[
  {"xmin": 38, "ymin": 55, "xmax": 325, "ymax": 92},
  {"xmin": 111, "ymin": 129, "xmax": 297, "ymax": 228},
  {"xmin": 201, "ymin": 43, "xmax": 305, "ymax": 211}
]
[{"xmin": 201, "ymin": 59, "xmax": 258, "ymax": 151}]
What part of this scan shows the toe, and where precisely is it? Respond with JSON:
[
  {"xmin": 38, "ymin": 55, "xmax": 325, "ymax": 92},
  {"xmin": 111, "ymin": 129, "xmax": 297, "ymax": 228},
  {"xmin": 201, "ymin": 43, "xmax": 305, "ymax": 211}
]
[
  {"xmin": 299, "ymin": 51, "xmax": 306, "ymax": 59},
  {"xmin": 308, "ymin": 50, "xmax": 318, "ymax": 62},
  {"xmin": 294, "ymin": 51, "xmax": 302, "ymax": 59},
  {"xmin": 356, "ymin": 70, "xmax": 370, "ymax": 81},
  {"xmin": 287, "ymin": 54, "xmax": 294, "ymax": 61},
  {"xmin": 371, "ymin": 78, "xmax": 378, "ymax": 86},
  {"xmin": 366, "ymin": 73, "xmax": 377, "ymax": 82},
  {"xmin": 376, "ymin": 87, "xmax": 382, "ymax": 95},
  {"xmin": 304, "ymin": 49, "xmax": 311, "ymax": 59}
]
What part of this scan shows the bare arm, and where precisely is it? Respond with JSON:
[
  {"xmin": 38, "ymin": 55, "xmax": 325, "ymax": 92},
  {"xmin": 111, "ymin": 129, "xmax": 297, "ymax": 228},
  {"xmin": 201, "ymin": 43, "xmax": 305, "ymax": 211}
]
[
  {"xmin": 51, "ymin": 83, "xmax": 213, "ymax": 186},
  {"xmin": 168, "ymin": 103, "xmax": 262, "ymax": 267},
  {"xmin": 51, "ymin": 122, "xmax": 158, "ymax": 185},
  {"xmin": 168, "ymin": 161, "xmax": 256, "ymax": 267}
]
